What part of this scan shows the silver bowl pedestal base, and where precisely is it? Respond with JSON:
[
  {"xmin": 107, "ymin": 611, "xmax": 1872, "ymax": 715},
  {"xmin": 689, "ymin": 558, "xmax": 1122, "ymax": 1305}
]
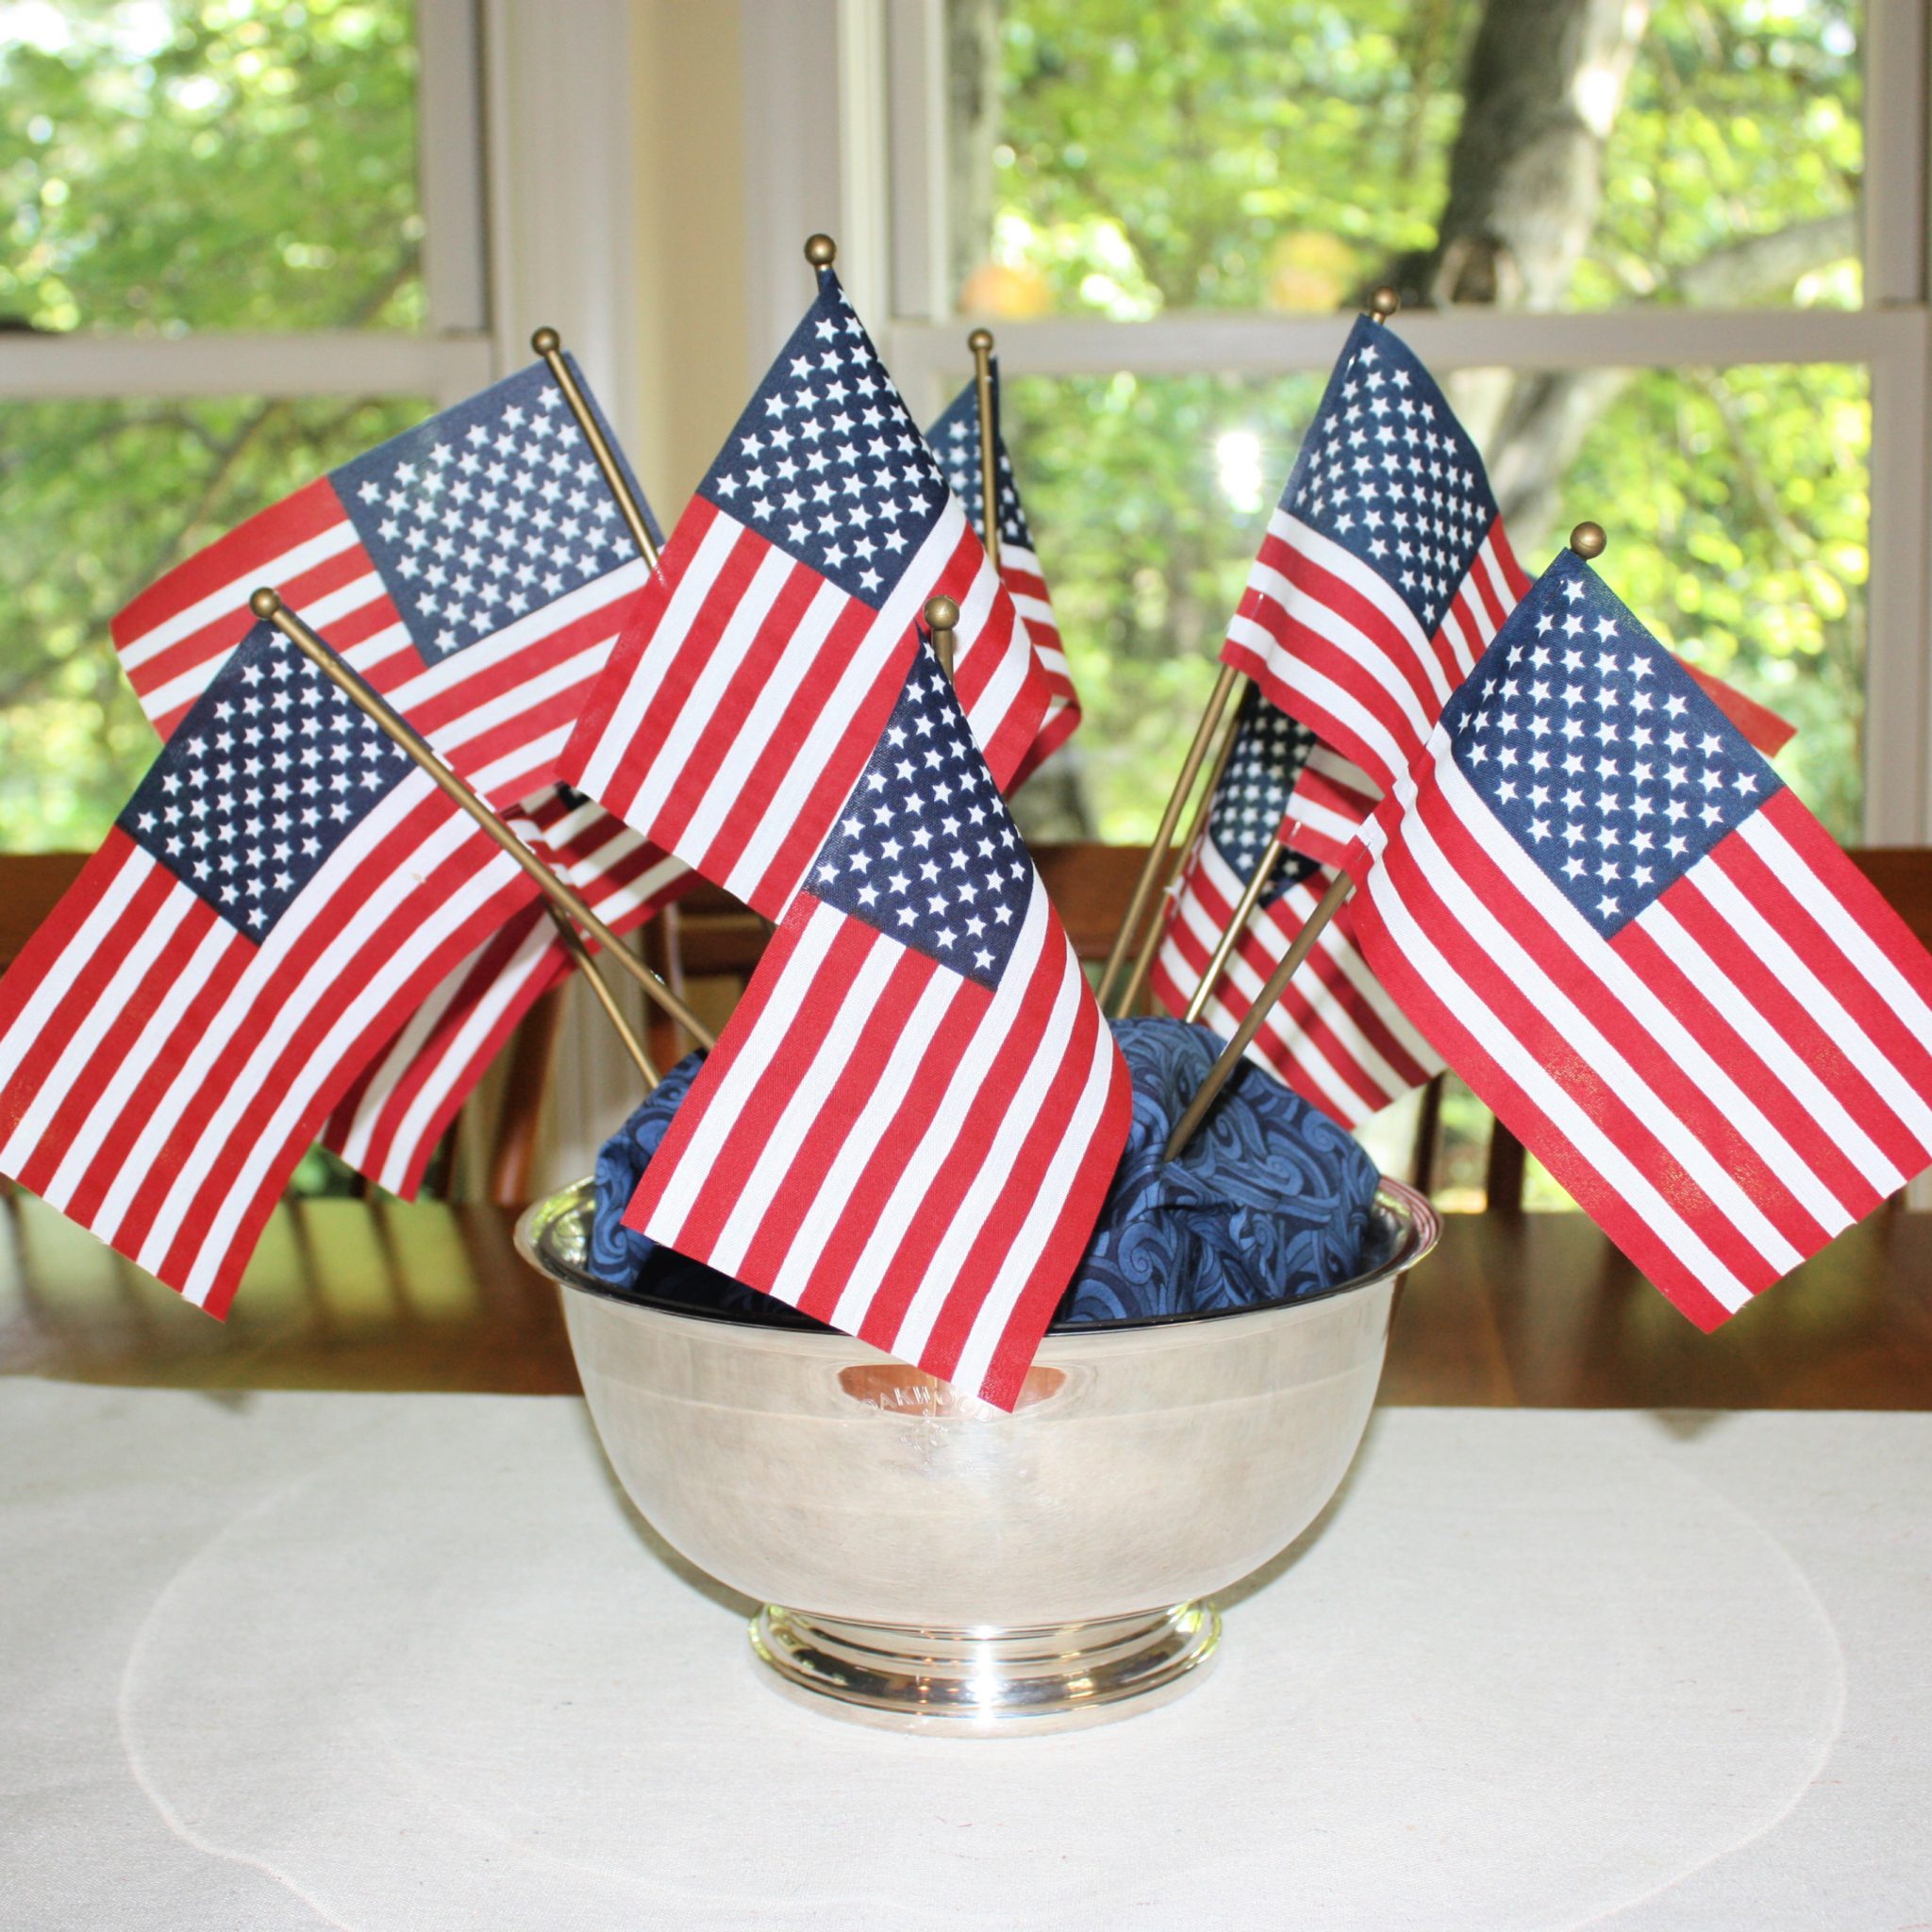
[{"xmin": 750, "ymin": 1601, "xmax": 1222, "ymax": 1735}]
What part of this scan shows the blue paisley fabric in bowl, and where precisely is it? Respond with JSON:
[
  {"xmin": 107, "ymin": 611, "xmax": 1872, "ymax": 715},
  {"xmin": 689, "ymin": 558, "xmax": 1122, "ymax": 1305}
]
[
  {"xmin": 1057, "ymin": 1016, "xmax": 1376, "ymax": 1324},
  {"xmin": 589, "ymin": 1017, "xmax": 1378, "ymax": 1332}
]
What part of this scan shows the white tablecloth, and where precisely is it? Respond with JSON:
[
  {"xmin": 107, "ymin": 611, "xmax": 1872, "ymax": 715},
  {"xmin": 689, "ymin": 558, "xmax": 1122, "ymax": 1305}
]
[{"xmin": 2, "ymin": 1382, "xmax": 1926, "ymax": 1930}]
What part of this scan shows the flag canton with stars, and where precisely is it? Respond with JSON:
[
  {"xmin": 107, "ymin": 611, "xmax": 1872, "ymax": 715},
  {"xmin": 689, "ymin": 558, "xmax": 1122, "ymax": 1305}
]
[
  {"xmin": 808, "ymin": 639, "xmax": 1032, "ymax": 990},
  {"xmin": 698, "ymin": 268, "xmax": 950, "ymax": 610},
  {"xmin": 1444, "ymin": 550, "xmax": 1782, "ymax": 940},
  {"xmin": 332, "ymin": 358, "xmax": 652, "ymax": 663},
  {"xmin": 927, "ymin": 366, "xmax": 1033, "ymax": 552},
  {"xmin": 1285, "ymin": 314, "xmax": 1496, "ymax": 640},
  {"xmin": 1210, "ymin": 688, "xmax": 1322, "ymax": 906},
  {"xmin": 120, "ymin": 624, "xmax": 411, "ymax": 936}
]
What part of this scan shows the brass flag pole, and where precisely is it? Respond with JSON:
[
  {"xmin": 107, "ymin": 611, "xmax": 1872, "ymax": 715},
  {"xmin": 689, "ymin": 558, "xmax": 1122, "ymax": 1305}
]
[
  {"xmin": 1113, "ymin": 692, "xmax": 1243, "ymax": 1018},
  {"xmin": 967, "ymin": 327, "xmax": 1000, "ymax": 571},
  {"xmin": 249, "ymin": 588, "xmax": 716, "ymax": 1054},
  {"xmin": 1163, "ymin": 869, "xmax": 1355, "ymax": 1160},
  {"xmin": 925, "ymin": 594, "xmax": 959, "ymax": 682},
  {"xmin": 1095, "ymin": 660, "xmax": 1245, "ymax": 1011},
  {"xmin": 1165, "ymin": 518, "xmax": 1612, "ymax": 1160},
  {"xmin": 529, "ymin": 326, "xmax": 659, "ymax": 570},
  {"xmin": 538, "ymin": 903, "xmax": 660, "ymax": 1091},
  {"xmin": 1181, "ymin": 835, "xmax": 1286, "ymax": 1024}
]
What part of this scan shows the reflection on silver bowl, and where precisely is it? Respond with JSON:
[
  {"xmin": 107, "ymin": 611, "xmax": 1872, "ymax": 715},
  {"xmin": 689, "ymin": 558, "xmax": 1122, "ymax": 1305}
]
[{"xmin": 517, "ymin": 1176, "xmax": 1438, "ymax": 1735}]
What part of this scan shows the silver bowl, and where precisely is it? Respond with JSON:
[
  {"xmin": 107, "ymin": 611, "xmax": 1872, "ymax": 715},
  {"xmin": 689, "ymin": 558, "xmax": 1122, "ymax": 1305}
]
[{"xmin": 517, "ymin": 1176, "xmax": 1437, "ymax": 1735}]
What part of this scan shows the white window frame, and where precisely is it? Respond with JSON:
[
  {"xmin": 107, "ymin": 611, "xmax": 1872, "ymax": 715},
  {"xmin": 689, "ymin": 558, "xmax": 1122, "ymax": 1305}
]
[{"xmin": 754, "ymin": 0, "xmax": 1932, "ymax": 853}]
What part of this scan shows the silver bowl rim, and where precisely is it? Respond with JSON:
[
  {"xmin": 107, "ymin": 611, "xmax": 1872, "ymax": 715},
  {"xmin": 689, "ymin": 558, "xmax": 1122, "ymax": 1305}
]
[{"xmin": 515, "ymin": 1173, "xmax": 1440, "ymax": 1345}]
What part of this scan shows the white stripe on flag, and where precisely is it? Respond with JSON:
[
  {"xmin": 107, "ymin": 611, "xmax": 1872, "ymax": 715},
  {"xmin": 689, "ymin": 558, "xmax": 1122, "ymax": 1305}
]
[
  {"xmin": 0, "ymin": 848, "xmax": 150, "ymax": 1092},
  {"xmin": 1740, "ymin": 812, "xmax": 1932, "ymax": 1045},
  {"xmin": 1434, "ymin": 759, "xmax": 1854, "ymax": 1233},
  {"xmin": 949, "ymin": 998, "xmax": 1118, "ymax": 1397},
  {"xmin": 1, "ymin": 876, "xmax": 199, "ymax": 1175},
  {"xmin": 828, "ymin": 886, "xmax": 1052, "ymax": 1337},
  {"xmin": 643, "ymin": 903, "xmax": 848, "ymax": 1243},
  {"xmin": 575, "ymin": 513, "xmax": 744, "ymax": 800},
  {"xmin": 85, "ymin": 776, "xmax": 436, "ymax": 1242},
  {"xmin": 119, "ymin": 520, "xmax": 361, "ymax": 671},
  {"xmin": 767, "ymin": 966, "xmax": 961, "ymax": 1290},
  {"xmin": 705, "ymin": 926, "xmax": 906, "ymax": 1276},
  {"xmin": 382, "ymin": 558, "xmax": 648, "ymax": 715},
  {"xmin": 179, "ymin": 845, "xmax": 530, "ymax": 1304},
  {"xmin": 1412, "ymin": 776, "xmax": 1804, "ymax": 1271},
  {"xmin": 1362, "ymin": 858, "xmax": 1753, "ymax": 1309},
  {"xmin": 1636, "ymin": 899, "xmax": 1905, "ymax": 1197},
  {"xmin": 731, "ymin": 517, "xmax": 966, "ymax": 902},
  {"xmin": 1690, "ymin": 852, "xmax": 1932, "ymax": 1149},
  {"xmin": 1224, "ymin": 610, "xmax": 1410, "ymax": 786}
]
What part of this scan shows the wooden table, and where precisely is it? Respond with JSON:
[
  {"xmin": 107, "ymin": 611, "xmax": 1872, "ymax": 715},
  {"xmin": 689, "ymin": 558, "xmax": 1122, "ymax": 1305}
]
[{"xmin": 5, "ymin": 1188, "xmax": 1928, "ymax": 1407}]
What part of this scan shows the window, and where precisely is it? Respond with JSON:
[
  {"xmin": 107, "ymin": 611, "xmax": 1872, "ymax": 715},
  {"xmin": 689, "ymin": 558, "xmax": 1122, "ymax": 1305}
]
[
  {"xmin": 0, "ymin": 0, "xmax": 492, "ymax": 850},
  {"xmin": 856, "ymin": 0, "xmax": 1924, "ymax": 858}
]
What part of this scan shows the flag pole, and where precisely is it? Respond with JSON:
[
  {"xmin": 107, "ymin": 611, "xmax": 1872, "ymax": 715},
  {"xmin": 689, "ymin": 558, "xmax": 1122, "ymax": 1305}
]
[
  {"xmin": 1095, "ymin": 661, "xmax": 1244, "ymax": 1010},
  {"xmin": 248, "ymin": 588, "xmax": 717, "ymax": 1052},
  {"xmin": 1163, "ymin": 869, "xmax": 1355, "ymax": 1161},
  {"xmin": 925, "ymin": 593, "xmax": 959, "ymax": 682},
  {"xmin": 1113, "ymin": 692, "xmax": 1243, "ymax": 1017},
  {"xmin": 1181, "ymin": 836, "xmax": 1285, "ymax": 1024},
  {"xmin": 967, "ymin": 328, "xmax": 1000, "ymax": 572},
  {"xmin": 540, "ymin": 904, "xmax": 660, "ymax": 1090},
  {"xmin": 529, "ymin": 327, "xmax": 659, "ymax": 570}
]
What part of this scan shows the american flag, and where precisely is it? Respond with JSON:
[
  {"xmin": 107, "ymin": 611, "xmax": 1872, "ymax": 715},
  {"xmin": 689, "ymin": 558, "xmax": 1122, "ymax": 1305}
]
[
  {"xmin": 322, "ymin": 788, "xmax": 690, "ymax": 1197},
  {"xmin": 108, "ymin": 368, "xmax": 689, "ymax": 1196},
  {"xmin": 0, "ymin": 625, "xmax": 541, "ymax": 1313},
  {"xmin": 562, "ymin": 265, "xmax": 1053, "ymax": 916},
  {"xmin": 1222, "ymin": 314, "xmax": 1527, "ymax": 797},
  {"xmin": 625, "ymin": 640, "xmax": 1131, "ymax": 1409},
  {"xmin": 111, "ymin": 356, "xmax": 657, "ymax": 813},
  {"xmin": 927, "ymin": 356, "xmax": 1080, "ymax": 782},
  {"xmin": 1342, "ymin": 550, "xmax": 1932, "ymax": 1326},
  {"xmin": 1148, "ymin": 686, "xmax": 1441, "ymax": 1127}
]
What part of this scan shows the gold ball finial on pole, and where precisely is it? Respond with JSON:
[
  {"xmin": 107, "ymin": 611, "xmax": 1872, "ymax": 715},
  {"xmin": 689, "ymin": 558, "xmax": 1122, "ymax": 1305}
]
[
  {"xmin": 530, "ymin": 325, "xmax": 561, "ymax": 357},
  {"xmin": 804, "ymin": 234, "xmax": 838, "ymax": 268},
  {"xmin": 924, "ymin": 593, "xmax": 959, "ymax": 682},
  {"xmin": 1366, "ymin": 286, "xmax": 1401, "ymax": 322},
  {"xmin": 966, "ymin": 326, "xmax": 995, "ymax": 354},
  {"xmin": 249, "ymin": 587, "xmax": 281, "ymax": 621},
  {"xmin": 1568, "ymin": 521, "xmax": 1607, "ymax": 560}
]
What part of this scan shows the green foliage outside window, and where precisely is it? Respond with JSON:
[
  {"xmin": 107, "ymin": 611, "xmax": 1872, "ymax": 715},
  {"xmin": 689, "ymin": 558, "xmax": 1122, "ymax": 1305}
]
[
  {"xmin": 0, "ymin": 0, "xmax": 427, "ymax": 850},
  {"xmin": 979, "ymin": 1, "xmax": 1869, "ymax": 844}
]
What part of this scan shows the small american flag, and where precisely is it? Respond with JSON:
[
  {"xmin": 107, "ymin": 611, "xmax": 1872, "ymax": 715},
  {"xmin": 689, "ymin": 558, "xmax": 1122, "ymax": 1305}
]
[
  {"xmin": 0, "ymin": 625, "xmax": 540, "ymax": 1312},
  {"xmin": 1343, "ymin": 550, "xmax": 1932, "ymax": 1325},
  {"xmin": 562, "ymin": 265, "xmax": 1053, "ymax": 915},
  {"xmin": 927, "ymin": 356, "xmax": 1080, "ymax": 781},
  {"xmin": 1149, "ymin": 686, "xmax": 1441, "ymax": 1127},
  {"xmin": 1223, "ymin": 315, "xmax": 1527, "ymax": 796},
  {"xmin": 625, "ymin": 639, "xmax": 1130, "ymax": 1409},
  {"xmin": 110, "ymin": 370, "xmax": 684, "ymax": 1196},
  {"xmin": 322, "ymin": 788, "xmax": 691, "ymax": 1197},
  {"xmin": 112, "ymin": 358, "xmax": 658, "ymax": 813}
]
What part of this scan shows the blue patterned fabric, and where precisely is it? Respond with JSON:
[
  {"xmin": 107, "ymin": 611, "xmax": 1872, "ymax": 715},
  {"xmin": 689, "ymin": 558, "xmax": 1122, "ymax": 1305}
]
[
  {"xmin": 1057, "ymin": 1017, "xmax": 1376, "ymax": 1324},
  {"xmin": 589, "ymin": 1052, "xmax": 791, "ymax": 1323},
  {"xmin": 589, "ymin": 1018, "xmax": 1377, "ymax": 1329}
]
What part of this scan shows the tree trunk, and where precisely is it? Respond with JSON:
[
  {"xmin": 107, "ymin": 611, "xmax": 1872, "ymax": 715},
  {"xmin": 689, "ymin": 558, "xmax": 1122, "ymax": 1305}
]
[{"xmin": 1402, "ymin": 0, "xmax": 1651, "ymax": 310}]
